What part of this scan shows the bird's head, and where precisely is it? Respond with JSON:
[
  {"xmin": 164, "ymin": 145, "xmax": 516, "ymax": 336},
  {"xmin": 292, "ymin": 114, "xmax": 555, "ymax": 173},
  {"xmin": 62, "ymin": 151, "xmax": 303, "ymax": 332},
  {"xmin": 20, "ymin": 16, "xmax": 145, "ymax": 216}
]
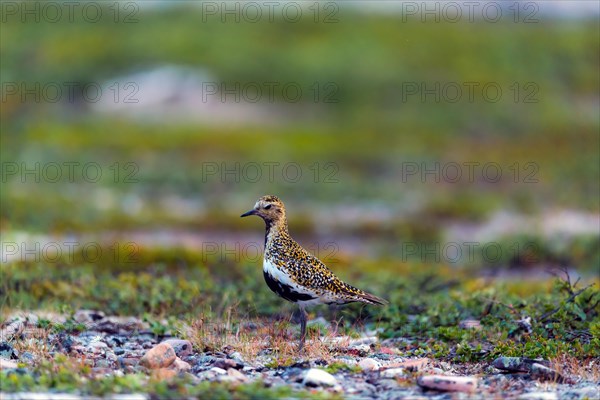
[{"xmin": 240, "ymin": 195, "xmax": 286, "ymax": 224}]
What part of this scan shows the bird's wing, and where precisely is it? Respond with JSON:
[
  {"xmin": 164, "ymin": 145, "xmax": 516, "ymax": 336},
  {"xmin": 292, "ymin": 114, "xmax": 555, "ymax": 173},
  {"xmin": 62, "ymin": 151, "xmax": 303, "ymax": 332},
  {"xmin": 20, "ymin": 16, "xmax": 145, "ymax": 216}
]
[{"xmin": 292, "ymin": 243, "xmax": 388, "ymax": 305}]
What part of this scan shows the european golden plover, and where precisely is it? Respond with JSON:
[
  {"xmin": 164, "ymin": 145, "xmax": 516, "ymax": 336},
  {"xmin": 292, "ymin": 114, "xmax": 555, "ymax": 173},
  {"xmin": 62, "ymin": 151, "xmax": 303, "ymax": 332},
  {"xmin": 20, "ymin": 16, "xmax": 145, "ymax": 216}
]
[{"xmin": 241, "ymin": 195, "xmax": 387, "ymax": 350}]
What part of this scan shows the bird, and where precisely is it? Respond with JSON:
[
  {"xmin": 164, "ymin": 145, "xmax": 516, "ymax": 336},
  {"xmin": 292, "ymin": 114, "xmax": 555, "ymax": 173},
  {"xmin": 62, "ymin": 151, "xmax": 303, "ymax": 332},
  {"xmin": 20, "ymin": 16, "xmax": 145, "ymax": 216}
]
[{"xmin": 240, "ymin": 195, "xmax": 387, "ymax": 351}]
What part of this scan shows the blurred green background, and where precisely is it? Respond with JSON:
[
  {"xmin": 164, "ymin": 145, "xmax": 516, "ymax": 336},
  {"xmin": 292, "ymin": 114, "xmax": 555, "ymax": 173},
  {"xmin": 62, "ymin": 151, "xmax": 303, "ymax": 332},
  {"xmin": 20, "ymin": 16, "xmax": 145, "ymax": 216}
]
[{"xmin": 1, "ymin": 1, "xmax": 599, "ymax": 272}]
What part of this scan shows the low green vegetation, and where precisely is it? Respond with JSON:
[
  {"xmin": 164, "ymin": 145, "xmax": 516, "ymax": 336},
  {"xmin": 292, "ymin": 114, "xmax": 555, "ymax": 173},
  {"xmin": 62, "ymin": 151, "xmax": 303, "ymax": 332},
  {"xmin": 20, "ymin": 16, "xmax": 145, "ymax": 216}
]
[
  {"xmin": 379, "ymin": 270, "xmax": 599, "ymax": 360},
  {"xmin": 1, "ymin": 360, "xmax": 337, "ymax": 399},
  {"xmin": 2, "ymin": 249, "xmax": 598, "ymax": 362}
]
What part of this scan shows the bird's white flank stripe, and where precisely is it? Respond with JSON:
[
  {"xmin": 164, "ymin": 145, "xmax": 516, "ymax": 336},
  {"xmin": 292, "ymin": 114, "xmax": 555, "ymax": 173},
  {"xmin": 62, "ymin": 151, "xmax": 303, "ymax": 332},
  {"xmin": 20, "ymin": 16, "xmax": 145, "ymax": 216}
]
[{"xmin": 263, "ymin": 258, "xmax": 297, "ymax": 288}]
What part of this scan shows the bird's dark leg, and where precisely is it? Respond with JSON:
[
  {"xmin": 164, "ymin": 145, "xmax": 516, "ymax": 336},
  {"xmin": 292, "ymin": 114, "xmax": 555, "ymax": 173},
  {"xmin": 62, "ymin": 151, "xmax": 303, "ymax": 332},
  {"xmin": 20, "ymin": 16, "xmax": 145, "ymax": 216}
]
[
  {"xmin": 330, "ymin": 304, "xmax": 341, "ymax": 337},
  {"xmin": 298, "ymin": 305, "xmax": 307, "ymax": 352}
]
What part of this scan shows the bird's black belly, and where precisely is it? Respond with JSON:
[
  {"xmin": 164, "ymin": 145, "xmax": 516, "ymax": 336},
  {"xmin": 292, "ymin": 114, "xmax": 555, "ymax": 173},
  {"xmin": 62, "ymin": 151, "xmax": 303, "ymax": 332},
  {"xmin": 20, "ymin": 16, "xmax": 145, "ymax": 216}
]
[{"xmin": 263, "ymin": 271, "xmax": 316, "ymax": 303}]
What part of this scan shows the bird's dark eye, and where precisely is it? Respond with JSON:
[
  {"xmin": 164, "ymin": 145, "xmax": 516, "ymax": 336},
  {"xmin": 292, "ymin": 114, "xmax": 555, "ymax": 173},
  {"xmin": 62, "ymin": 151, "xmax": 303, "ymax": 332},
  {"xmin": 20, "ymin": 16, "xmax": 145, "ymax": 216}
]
[{"xmin": 264, "ymin": 204, "xmax": 272, "ymax": 210}]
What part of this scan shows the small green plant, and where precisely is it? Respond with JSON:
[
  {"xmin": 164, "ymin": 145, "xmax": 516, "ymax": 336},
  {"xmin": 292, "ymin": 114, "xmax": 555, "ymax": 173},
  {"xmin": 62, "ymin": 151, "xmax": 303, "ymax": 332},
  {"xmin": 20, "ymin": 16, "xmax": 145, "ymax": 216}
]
[
  {"xmin": 50, "ymin": 319, "xmax": 86, "ymax": 334},
  {"xmin": 143, "ymin": 314, "xmax": 178, "ymax": 337}
]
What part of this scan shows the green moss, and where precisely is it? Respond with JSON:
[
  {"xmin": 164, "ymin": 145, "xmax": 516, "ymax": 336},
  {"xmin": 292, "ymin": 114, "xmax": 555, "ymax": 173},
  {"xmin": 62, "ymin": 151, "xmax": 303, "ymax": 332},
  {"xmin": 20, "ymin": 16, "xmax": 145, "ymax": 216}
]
[{"xmin": 324, "ymin": 362, "xmax": 361, "ymax": 374}]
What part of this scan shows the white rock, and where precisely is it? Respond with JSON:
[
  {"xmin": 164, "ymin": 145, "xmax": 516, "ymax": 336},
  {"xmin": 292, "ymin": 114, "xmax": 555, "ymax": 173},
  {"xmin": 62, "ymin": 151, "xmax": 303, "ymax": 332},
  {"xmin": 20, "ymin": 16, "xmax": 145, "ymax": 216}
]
[
  {"xmin": 398, "ymin": 397, "xmax": 428, "ymax": 400},
  {"xmin": 89, "ymin": 341, "xmax": 108, "ymax": 348},
  {"xmin": 417, "ymin": 375, "xmax": 477, "ymax": 393},
  {"xmin": 358, "ymin": 358, "xmax": 381, "ymax": 371},
  {"xmin": 0, "ymin": 358, "xmax": 18, "ymax": 369},
  {"xmin": 1, "ymin": 394, "xmax": 84, "ymax": 400},
  {"xmin": 380, "ymin": 368, "xmax": 405, "ymax": 378},
  {"xmin": 210, "ymin": 367, "xmax": 227, "ymax": 375},
  {"xmin": 518, "ymin": 393, "xmax": 558, "ymax": 400},
  {"xmin": 110, "ymin": 395, "xmax": 149, "ymax": 400},
  {"xmin": 348, "ymin": 336, "xmax": 378, "ymax": 346},
  {"xmin": 303, "ymin": 368, "xmax": 337, "ymax": 387}
]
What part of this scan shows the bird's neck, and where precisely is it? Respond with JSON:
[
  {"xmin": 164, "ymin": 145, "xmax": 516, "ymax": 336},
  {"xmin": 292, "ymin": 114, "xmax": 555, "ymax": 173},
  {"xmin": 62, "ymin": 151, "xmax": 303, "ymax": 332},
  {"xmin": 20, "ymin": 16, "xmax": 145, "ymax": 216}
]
[{"xmin": 264, "ymin": 216, "xmax": 288, "ymax": 246}]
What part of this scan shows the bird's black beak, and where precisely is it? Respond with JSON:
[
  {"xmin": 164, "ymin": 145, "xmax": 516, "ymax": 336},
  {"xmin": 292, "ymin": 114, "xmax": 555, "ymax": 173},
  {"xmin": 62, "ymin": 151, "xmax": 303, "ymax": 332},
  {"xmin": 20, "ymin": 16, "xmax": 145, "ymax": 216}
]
[{"xmin": 240, "ymin": 209, "xmax": 257, "ymax": 218}]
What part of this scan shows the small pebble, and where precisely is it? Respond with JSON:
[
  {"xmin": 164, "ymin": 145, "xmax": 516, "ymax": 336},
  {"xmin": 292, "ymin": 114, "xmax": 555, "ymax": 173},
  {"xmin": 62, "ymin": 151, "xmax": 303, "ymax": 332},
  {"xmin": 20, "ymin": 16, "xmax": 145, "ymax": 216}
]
[
  {"xmin": 139, "ymin": 343, "xmax": 176, "ymax": 370},
  {"xmin": 380, "ymin": 368, "xmax": 405, "ymax": 379},
  {"xmin": 151, "ymin": 368, "xmax": 177, "ymax": 381},
  {"xmin": 210, "ymin": 367, "xmax": 227, "ymax": 375},
  {"xmin": 359, "ymin": 358, "xmax": 381, "ymax": 371},
  {"xmin": 170, "ymin": 357, "xmax": 191, "ymax": 372},
  {"xmin": 0, "ymin": 342, "xmax": 18, "ymax": 359},
  {"xmin": 227, "ymin": 368, "xmax": 249, "ymax": 382},
  {"xmin": 19, "ymin": 352, "xmax": 35, "ymax": 364},
  {"xmin": 161, "ymin": 339, "xmax": 192, "ymax": 358},
  {"xmin": 212, "ymin": 358, "xmax": 243, "ymax": 370},
  {"xmin": 229, "ymin": 351, "xmax": 245, "ymax": 363},
  {"xmin": 373, "ymin": 353, "xmax": 392, "ymax": 360},
  {"xmin": 348, "ymin": 336, "xmax": 378, "ymax": 346},
  {"xmin": 95, "ymin": 359, "xmax": 112, "ymax": 368},
  {"xmin": 88, "ymin": 341, "xmax": 108, "ymax": 354}
]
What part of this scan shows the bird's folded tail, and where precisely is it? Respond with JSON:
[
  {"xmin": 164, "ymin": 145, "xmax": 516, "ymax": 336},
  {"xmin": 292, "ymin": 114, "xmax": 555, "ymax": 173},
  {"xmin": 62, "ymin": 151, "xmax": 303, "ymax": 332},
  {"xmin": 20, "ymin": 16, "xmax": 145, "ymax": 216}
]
[
  {"xmin": 339, "ymin": 281, "xmax": 388, "ymax": 305},
  {"xmin": 356, "ymin": 290, "xmax": 389, "ymax": 305}
]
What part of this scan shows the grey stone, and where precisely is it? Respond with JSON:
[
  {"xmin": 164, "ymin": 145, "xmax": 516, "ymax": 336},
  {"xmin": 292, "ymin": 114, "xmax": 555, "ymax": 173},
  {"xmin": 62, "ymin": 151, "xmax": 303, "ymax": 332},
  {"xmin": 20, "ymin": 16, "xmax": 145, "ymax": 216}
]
[
  {"xmin": 373, "ymin": 353, "xmax": 393, "ymax": 360},
  {"xmin": 212, "ymin": 358, "xmax": 243, "ymax": 370},
  {"xmin": 0, "ymin": 342, "xmax": 18, "ymax": 359},
  {"xmin": 530, "ymin": 363, "xmax": 566, "ymax": 383},
  {"xmin": 161, "ymin": 339, "xmax": 192, "ymax": 358},
  {"xmin": 20, "ymin": 352, "xmax": 35, "ymax": 363},
  {"xmin": 95, "ymin": 359, "xmax": 113, "ymax": 368},
  {"xmin": 229, "ymin": 351, "xmax": 245, "ymax": 364},
  {"xmin": 491, "ymin": 356, "xmax": 549, "ymax": 372}
]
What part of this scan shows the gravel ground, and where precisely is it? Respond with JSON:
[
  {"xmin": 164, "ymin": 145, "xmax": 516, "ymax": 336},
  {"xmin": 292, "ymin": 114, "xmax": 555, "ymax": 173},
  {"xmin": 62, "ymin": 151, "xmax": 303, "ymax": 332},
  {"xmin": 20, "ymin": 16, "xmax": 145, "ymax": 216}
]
[{"xmin": 1, "ymin": 311, "xmax": 598, "ymax": 399}]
